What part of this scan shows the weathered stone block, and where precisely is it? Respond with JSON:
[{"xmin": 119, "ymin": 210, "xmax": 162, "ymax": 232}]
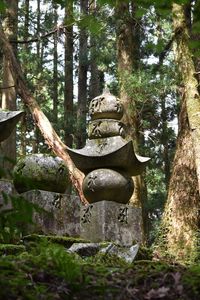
[
  {"xmin": 21, "ymin": 190, "xmax": 81, "ymax": 237},
  {"xmin": 80, "ymin": 200, "xmax": 143, "ymax": 246},
  {"xmin": 0, "ymin": 179, "xmax": 17, "ymax": 211}
]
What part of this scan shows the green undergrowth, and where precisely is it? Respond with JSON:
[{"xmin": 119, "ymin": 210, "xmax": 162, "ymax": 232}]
[
  {"xmin": 23, "ymin": 233, "xmax": 90, "ymax": 248},
  {"xmin": 0, "ymin": 239, "xmax": 200, "ymax": 299},
  {"xmin": 0, "ymin": 243, "xmax": 26, "ymax": 255}
]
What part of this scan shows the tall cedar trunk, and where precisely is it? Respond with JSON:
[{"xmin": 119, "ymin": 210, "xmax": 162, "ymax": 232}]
[
  {"xmin": 161, "ymin": 95, "xmax": 170, "ymax": 188},
  {"xmin": 89, "ymin": 1, "xmax": 100, "ymax": 100},
  {"xmin": 161, "ymin": 3, "xmax": 200, "ymax": 261},
  {"xmin": 77, "ymin": 0, "xmax": 88, "ymax": 148},
  {"xmin": 64, "ymin": 2, "xmax": 74, "ymax": 147},
  {"xmin": 32, "ymin": 0, "xmax": 41, "ymax": 153},
  {"xmin": 116, "ymin": 1, "xmax": 147, "ymax": 241},
  {"xmin": 1, "ymin": 0, "xmax": 18, "ymax": 174},
  {"xmin": 0, "ymin": 24, "xmax": 88, "ymax": 205},
  {"xmin": 53, "ymin": 6, "xmax": 58, "ymax": 124},
  {"xmin": 20, "ymin": 0, "xmax": 30, "ymax": 156}
]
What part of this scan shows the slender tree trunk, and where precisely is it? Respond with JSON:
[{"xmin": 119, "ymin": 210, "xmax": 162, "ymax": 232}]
[
  {"xmin": 161, "ymin": 3, "xmax": 200, "ymax": 261},
  {"xmin": 89, "ymin": 1, "xmax": 100, "ymax": 100},
  {"xmin": 32, "ymin": 0, "xmax": 41, "ymax": 154},
  {"xmin": 20, "ymin": 0, "xmax": 30, "ymax": 156},
  {"xmin": 116, "ymin": 2, "xmax": 147, "ymax": 241},
  {"xmin": 0, "ymin": 24, "xmax": 88, "ymax": 205},
  {"xmin": 77, "ymin": 0, "xmax": 88, "ymax": 148},
  {"xmin": 1, "ymin": 0, "xmax": 18, "ymax": 174},
  {"xmin": 64, "ymin": 2, "xmax": 74, "ymax": 147},
  {"xmin": 161, "ymin": 95, "xmax": 170, "ymax": 188},
  {"xmin": 53, "ymin": 5, "xmax": 58, "ymax": 124},
  {"xmin": 116, "ymin": 1, "xmax": 140, "ymax": 203}
]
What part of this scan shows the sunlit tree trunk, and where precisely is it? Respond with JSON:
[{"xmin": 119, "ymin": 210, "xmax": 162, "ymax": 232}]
[
  {"xmin": 64, "ymin": 2, "xmax": 74, "ymax": 147},
  {"xmin": 1, "ymin": 0, "xmax": 18, "ymax": 174},
  {"xmin": 116, "ymin": 1, "xmax": 147, "ymax": 241},
  {"xmin": 77, "ymin": 0, "xmax": 88, "ymax": 148},
  {"xmin": 161, "ymin": 3, "xmax": 200, "ymax": 261}
]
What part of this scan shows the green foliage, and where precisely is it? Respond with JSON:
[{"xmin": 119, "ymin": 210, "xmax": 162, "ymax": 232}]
[
  {"xmin": 0, "ymin": 0, "xmax": 6, "ymax": 13},
  {"xmin": 0, "ymin": 193, "xmax": 43, "ymax": 243},
  {"xmin": 0, "ymin": 241, "xmax": 82, "ymax": 299},
  {"xmin": 30, "ymin": 239, "xmax": 82, "ymax": 283},
  {"xmin": 183, "ymin": 265, "xmax": 200, "ymax": 296}
]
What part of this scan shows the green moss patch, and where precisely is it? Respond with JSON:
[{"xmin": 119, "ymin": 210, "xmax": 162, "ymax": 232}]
[
  {"xmin": 0, "ymin": 244, "xmax": 26, "ymax": 256},
  {"xmin": 23, "ymin": 234, "xmax": 90, "ymax": 248},
  {"xmin": 0, "ymin": 240, "xmax": 200, "ymax": 300}
]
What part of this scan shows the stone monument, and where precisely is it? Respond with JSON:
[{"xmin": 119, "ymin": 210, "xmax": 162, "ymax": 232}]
[
  {"xmin": 0, "ymin": 110, "xmax": 24, "ymax": 211},
  {"xmin": 67, "ymin": 89, "xmax": 150, "ymax": 245}
]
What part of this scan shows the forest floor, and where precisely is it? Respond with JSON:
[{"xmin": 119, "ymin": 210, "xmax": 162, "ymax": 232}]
[{"xmin": 0, "ymin": 236, "xmax": 200, "ymax": 300}]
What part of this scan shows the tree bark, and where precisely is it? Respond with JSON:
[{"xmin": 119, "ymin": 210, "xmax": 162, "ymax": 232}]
[
  {"xmin": 20, "ymin": 0, "xmax": 30, "ymax": 156},
  {"xmin": 64, "ymin": 2, "xmax": 74, "ymax": 147},
  {"xmin": 53, "ymin": 5, "xmax": 58, "ymax": 124},
  {"xmin": 77, "ymin": 0, "xmax": 88, "ymax": 148},
  {"xmin": 1, "ymin": 0, "xmax": 18, "ymax": 174},
  {"xmin": 89, "ymin": 1, "xmax": 100, "ymax": 100},
  {"xmin": 116, "ymin": 5, "xmax": 143, "ymax": 199},
  {"xmin": 0, "ymin": 24, "xmax": 88, "ymax": 205},
  {"xmin": 161, "ymin": 3, "xmax": 200, "ymax": 261},
  {"xmin": 161, "ymin": 95, "xmax": 170, "ymax": 188},
  {"xmin": 116, "ymin": 1, "xmax": 148, "ymax": 242}
]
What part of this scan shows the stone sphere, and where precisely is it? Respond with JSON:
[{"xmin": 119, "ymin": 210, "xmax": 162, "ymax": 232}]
[
  {"xmin": 13, "ymin": 154, "xmax": 69, "ymax": 193},
  {"xmin": 82, "ymin": 168, "xmax": 134, "ymax": 204}
]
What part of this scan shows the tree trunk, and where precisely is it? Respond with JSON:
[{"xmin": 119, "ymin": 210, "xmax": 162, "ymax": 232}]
[
  {"xmin": 53, "ymin": 5, "xmax": 58, "ymax": 124},
  {"xmin": 1, "ymin": 0, "xmax": 18, "ymax": 174},
  {"xmin": 0, "ymin": 24, "xmax": 88, "ymax": 205},
  {"xmin": 89, "ymin": 1, "xmax": 100, "ymax": 100},
  {"xmin": 116, "ymin": 2, "xmax": 147, "ymax": 237},
  {"xmin": 161, "ymin": 95, "xmax": 170, "ymax": 188},
  {"xmin": 64, "ymin": 2, "xmax": 74, "ymax": 147},
  {"xmin": 20, "ymin": 0, "xmax": 30, "ymax": 156},
  {"xmin": 77, "ymin": 0, "xmax": 88, "ymax": 148},
  {"xmin": 161, "ymin": 3, "xmax": 200, "ymax": 261}
]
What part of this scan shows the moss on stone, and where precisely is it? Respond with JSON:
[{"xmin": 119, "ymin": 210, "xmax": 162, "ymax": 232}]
[
  {"xmin": 0, "ymin": 244, "xmax": 26, "ymax": 255},
  {"xmin": 23, "ymin": 234, "xmax": 90, "ymax": 248},
  {"xmin": 91, "ymin": 252, "xmax": 129, "ymax": 267}
]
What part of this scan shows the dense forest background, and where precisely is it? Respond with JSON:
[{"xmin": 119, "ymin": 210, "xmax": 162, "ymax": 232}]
[{"xmin": 0, "ymin": 0, "xmax": 200, "ymax": 262}]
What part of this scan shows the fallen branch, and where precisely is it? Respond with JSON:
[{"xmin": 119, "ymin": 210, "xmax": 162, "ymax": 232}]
[{"xmin": 0, "ymin": 24, "xmax": 88, "ymax": 205}]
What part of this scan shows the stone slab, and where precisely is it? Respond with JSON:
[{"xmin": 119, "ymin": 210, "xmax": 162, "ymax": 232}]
[
  {"xmin": 80, "ymin": 200, "xmax": 143, "ymax": 246},
  {"xmin": 0, "ymin": 179, "xmax": 17, "ymax": 211},
  {"xmin": 21, "ymin": 190, "xmax": 81, "ymax": 237}
]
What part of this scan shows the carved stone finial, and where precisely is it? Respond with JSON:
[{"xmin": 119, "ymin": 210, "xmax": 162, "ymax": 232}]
[{"xmin": 103, "ymin": 86, "xmax": 111, "ymax": 95}]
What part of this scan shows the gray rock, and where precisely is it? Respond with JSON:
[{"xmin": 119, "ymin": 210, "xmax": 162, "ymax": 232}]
[
  {"xmin": 67, "ymin": 243, "xmax": 100, "ymax": 257},
  {"xmin": 0, "ymin": 179, "xmax": 17, "ymax": 211},
  {"xmin": 100, "ymin": 243, "xmax": 140, "ymax": 263},
  {"xmin": 13, "ymin": 154, "xmax": 69, "ymax": 193},
  {"xmin": 0, "ymin": 110, "xmax": 24, "ymax": 142},
  {"xmin": 80, "ymin": 201, "xmax": 143, "ymax": 246},
  {"xmin": 21, "ymin": 190, "xmax": 81, "ymax": 236}
]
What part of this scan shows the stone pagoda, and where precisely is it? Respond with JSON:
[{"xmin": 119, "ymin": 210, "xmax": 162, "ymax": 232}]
[{"xmin": 67, "ymin": 89, "xmax": 150, "ymax": 245}]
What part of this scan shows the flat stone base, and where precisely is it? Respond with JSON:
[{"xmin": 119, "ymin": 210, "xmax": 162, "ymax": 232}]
[
  {"xmin": 22, "ymin": 190, "xmax": 81, "ymax": 237},
  {"xmin": 80, "ymin": 201, "xmax": 143, "ymax": 246}
]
